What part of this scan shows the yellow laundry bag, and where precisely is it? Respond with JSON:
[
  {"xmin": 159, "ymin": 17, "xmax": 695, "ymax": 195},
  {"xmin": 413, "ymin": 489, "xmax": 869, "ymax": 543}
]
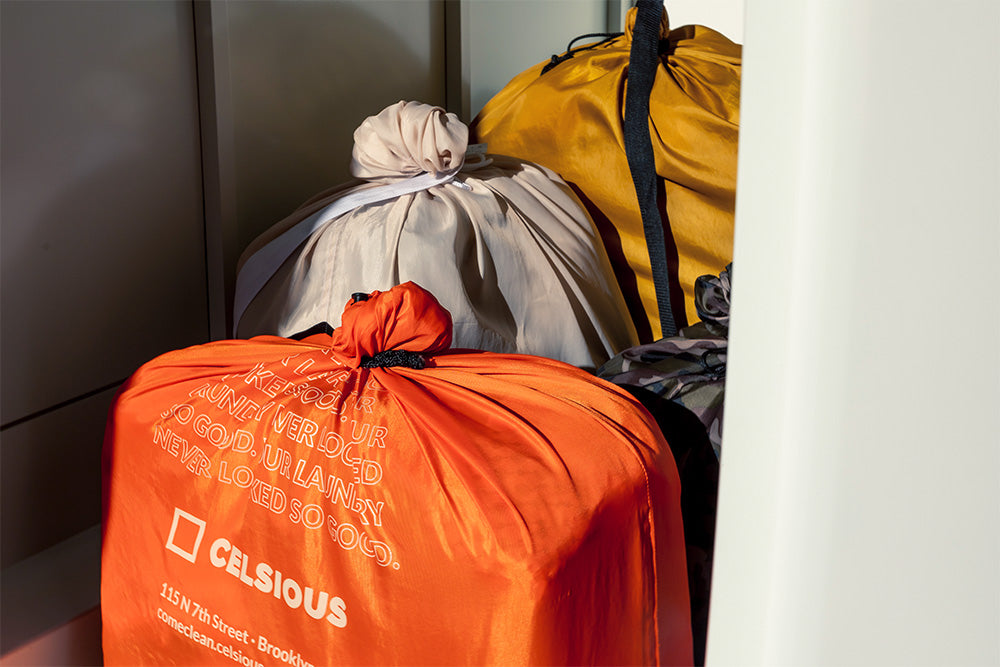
[{"xmin": 472, "ymin": 4, "xmax": 741, "ymax": 341}]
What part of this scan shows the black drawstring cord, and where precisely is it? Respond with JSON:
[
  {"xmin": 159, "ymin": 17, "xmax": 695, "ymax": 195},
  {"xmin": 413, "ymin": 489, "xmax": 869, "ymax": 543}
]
[
  {"xmin": 541, "ymin": 32, "xmax": 624, "ymax": 74},
  {"xmin": 361, "ymin": 350, "xmax": 426, "ymax": 369}
]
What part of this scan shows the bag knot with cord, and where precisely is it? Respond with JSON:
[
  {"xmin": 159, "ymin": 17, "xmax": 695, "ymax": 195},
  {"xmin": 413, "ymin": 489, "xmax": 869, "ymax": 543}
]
[
  {"xmin": 235, "ymin": 100, "xmax": 638, "ymax": 371},
  {"xmin": 102, "ymin": 281, "xmax": 692, "ymax": 666}
]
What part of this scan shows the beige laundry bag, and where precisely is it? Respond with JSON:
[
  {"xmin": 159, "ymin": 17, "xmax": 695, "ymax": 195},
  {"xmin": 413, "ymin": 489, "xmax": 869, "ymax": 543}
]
[{"xmin": 235, "ymin": 101, "xmax": 638, "ymax": 369}]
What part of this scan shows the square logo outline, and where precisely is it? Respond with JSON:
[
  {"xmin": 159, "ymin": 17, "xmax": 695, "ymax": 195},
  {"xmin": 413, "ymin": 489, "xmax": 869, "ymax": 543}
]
[{"xmin": 165, "ymin": 507, "xmax": 207, "ymax": 563}]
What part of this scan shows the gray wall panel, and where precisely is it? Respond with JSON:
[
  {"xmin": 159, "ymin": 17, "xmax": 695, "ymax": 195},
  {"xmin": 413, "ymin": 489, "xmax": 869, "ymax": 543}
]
[
  {"xmin": 222, "ymin": 0, "xmax": 447, "ymax": 254},
  {"xmin": 0, "ymin": 387, "xmax": 116, "ymax": 569},
  {"xmin": 1, "ymin": 0, "xmax": 209, "ymax": 423}
]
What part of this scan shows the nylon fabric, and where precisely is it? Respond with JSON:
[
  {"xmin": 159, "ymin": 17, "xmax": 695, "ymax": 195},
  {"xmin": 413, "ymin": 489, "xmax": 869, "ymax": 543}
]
[
  {"xmin": 471, "ymin": 7, "xmax": 740, "ymax": 342},
  {"xmin": 351, "ymin": 100, "xmax": 468, "ymax": 180},
  {"xmin": 102, "ymin": 282, "xmax": 692, "ymax": 666},
  {"xmin": 237, "ymin": 101, "xmax": 638, "ymax": 370}
]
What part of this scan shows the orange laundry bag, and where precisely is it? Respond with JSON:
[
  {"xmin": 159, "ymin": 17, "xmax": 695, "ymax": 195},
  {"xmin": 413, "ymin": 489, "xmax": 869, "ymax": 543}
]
[{"xmin": 102, "ymin": 282, "xmax": 692, "ymax": 666}]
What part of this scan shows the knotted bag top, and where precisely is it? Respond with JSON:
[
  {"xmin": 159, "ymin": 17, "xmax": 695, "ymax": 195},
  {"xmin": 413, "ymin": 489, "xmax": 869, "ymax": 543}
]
[
  {"xmin": 328, "ymin": 282, "xmax": 453, "ymax": 369},
  {"xmin": 350, "ymin": 101, "xmax": 470, "ymax": 181}
]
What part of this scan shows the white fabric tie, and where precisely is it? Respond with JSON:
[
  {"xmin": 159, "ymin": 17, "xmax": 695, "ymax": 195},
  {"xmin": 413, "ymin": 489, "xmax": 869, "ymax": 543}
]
[{"xmin": 232, "ymin": 144, "xmax": 491, "ymax": 336}]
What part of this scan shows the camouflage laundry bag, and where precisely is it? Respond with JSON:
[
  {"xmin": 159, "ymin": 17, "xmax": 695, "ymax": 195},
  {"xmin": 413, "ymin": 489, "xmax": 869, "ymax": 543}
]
[{"xmin": 597, "ymin": 265, "xmax": 730, "ymax": 458}]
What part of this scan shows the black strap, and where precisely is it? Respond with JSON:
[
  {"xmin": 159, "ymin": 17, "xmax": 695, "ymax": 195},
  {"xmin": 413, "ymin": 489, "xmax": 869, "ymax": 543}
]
[
  {"xmin": 289, "ymin": 322, "xmax": 334, "ymax": 339},
  {"xmin": 624, "ymin": 0, "xmax": 677, "ymax": 337},
  {"xmin": 289, "ymin": 292, "xmax": 369, "ymax": 339}
]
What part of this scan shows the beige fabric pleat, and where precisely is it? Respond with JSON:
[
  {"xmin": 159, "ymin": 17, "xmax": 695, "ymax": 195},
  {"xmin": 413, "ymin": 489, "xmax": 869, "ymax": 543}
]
[{"xmin": 237, "ymin": 101, "xmax": 638, "ymax": 370}]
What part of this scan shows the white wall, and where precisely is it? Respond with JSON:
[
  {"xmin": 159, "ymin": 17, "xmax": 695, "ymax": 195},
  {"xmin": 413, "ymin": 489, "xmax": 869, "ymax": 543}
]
[
  {"xmin": 663, "ymin": 0, "xmax": 744, "ymax": 43},
  {"xmin": 708, "ymin": 0, "xmax": 1000, "ymax": 664}
]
